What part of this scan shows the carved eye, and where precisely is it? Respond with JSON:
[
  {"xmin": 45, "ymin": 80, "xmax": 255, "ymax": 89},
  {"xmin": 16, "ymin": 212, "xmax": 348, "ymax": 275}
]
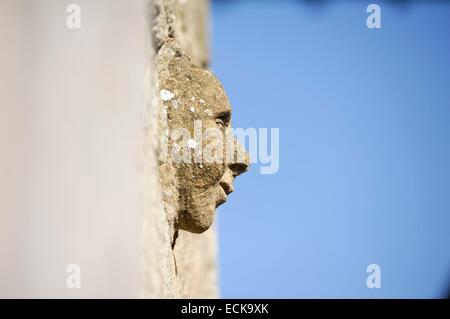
[
  {"xmin": 215, "ymin": 118, "xmax": 225, "ymax": 127},
  {"xmin": 215, "ymin": 112, "xmax": 230, "ymax": 128}
]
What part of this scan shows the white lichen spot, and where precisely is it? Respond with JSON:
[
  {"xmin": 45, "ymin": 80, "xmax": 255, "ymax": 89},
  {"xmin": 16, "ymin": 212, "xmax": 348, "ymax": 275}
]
[
  {"xmin": 172, "ymin": 100, "xmax": 179, "ymax": 109},
  {"xmin": 160, "ymin": 89, "xmax": 175, "ymax": 101},
  {"xmin": 191, "ymin": 96, "xmax": 196, "ymax": 101},
  {"xmin": 203, "ymin": 109, "xmax": 213, "ymax": 117},
  {"xmin": 199, "ymin": 164, "xmax": 203, "ymax": 168},
  {"xmin": 190, "ymin": 106, "xmax": 196, "ymax": 112},
  {"xmin": 199, "ymin": 99, "xmax": 205, "ymax": 104},
  {"xmin": 187, "ymin": 139, "xmax": 197, "ymax": 149}
]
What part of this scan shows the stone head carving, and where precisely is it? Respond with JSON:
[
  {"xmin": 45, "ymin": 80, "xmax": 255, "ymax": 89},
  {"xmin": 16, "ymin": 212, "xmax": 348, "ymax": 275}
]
[{"xmin": 157, "ymin": 39, "xmax": 249, "ymax": 234}]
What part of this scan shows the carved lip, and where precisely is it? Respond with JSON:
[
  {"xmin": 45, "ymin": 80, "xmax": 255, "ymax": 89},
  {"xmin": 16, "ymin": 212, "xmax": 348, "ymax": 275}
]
[
  {"xmin": 216, "ymin": 184, "xmax": 229, "ymax": 206},
  {"xmin": 217, "ymin": 172, "xmax": 234, "ymax": 206}
]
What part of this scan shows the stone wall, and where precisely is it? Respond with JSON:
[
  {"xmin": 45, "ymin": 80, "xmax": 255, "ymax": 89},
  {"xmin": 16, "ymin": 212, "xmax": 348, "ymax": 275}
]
[
  {"xmin": 141, "ymin": 0, "xmax": 218, "ymax": 298},
  {"xmin": 0, "ymin": 0, "xmax": 217, "ymax": 298}
]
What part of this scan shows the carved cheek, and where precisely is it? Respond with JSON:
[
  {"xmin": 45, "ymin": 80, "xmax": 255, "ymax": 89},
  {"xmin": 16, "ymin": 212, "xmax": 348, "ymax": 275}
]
[
  {"xmin": 194, "ymin": 136, "xmax": 225, "ymax": 187},
  {"xmin": 192, "ymin": 164, "xmax": 224, "ymax": 189},
  {"xmin": 193, "ymin": 127, "xmax": 226, "ymax": 187}
]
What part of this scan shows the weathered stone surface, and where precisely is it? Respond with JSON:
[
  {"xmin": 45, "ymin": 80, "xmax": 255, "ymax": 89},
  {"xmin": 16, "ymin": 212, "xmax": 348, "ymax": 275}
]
[
  {"xmin": 153, "ymin": 0, "xmax": 209, "ymax": 67},
  {"xmin": 144, "ymin": 0, "xmax": 249, "ymax": 298}
]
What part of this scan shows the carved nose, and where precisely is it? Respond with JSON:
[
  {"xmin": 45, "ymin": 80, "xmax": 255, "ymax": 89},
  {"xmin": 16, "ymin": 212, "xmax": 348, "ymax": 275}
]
[
  {"xmin": 229, "ymin": 162, "xmax": 248, "ymax": 177},
  {"xmin": 220, "ymin": 171, "xmax": 235, "ymax": 195}
]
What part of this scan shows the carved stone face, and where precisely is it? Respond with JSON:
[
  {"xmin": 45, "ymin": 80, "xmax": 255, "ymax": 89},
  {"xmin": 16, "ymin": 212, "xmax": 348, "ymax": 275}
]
[{"xmin": 157, "ymin": 39, "xmax": 249, "ymax": 233}]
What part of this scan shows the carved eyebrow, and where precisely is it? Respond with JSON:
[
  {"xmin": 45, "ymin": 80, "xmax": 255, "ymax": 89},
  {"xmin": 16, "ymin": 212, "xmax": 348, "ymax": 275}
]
[{"xmin": 216, "ymin": 111, "xmax": 231, "ymax": 122}]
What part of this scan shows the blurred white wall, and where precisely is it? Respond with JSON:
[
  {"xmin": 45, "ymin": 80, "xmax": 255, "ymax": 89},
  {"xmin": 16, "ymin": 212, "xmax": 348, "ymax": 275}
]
[{"xmin": 0, "ymin": 0, "xmax": 152, "ymax": 298}]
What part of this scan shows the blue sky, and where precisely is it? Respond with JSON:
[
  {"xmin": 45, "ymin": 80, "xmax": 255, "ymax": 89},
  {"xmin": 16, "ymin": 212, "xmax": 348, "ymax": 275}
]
[{"xmin": 211, "ymin": 0, "xmax": 450, "ymax": 298}]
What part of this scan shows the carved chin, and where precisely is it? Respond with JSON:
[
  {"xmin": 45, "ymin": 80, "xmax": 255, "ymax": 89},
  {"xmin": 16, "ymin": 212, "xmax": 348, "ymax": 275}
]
[{"xmin": 177, "ymin": 186, "xmax": 224, "ymax": 234}]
